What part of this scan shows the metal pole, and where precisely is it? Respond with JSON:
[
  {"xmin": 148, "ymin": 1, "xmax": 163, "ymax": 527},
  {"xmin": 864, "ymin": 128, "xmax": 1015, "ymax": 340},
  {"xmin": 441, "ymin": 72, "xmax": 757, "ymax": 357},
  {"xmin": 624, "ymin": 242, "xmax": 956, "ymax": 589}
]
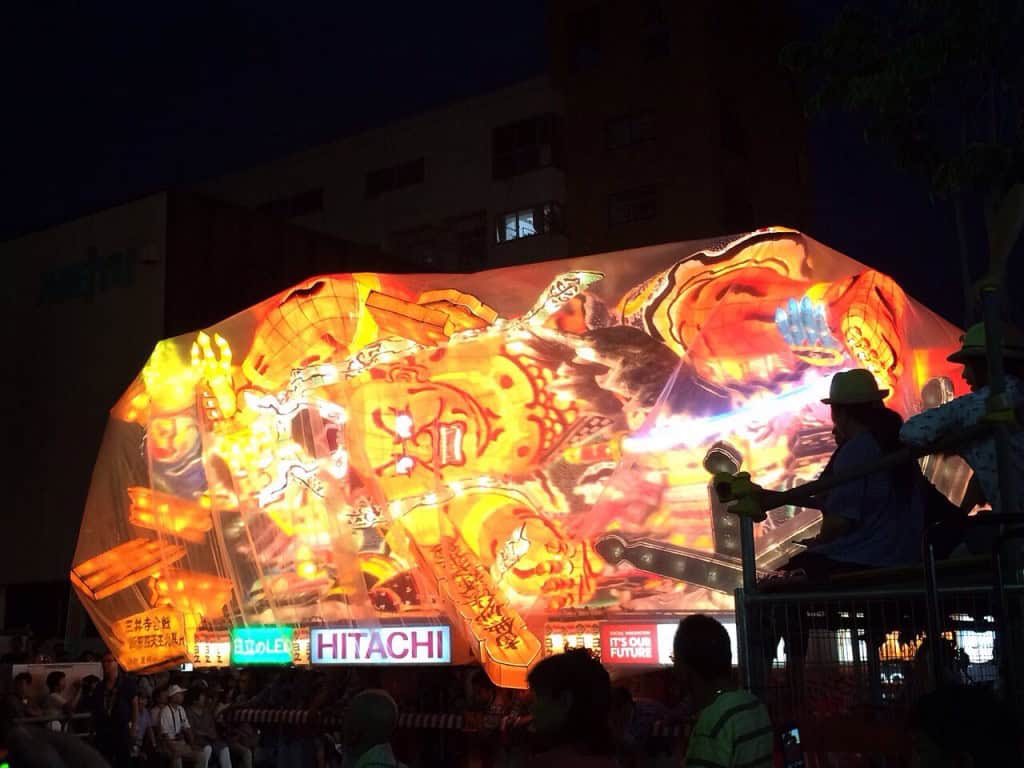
[
  {"xmin": 734, "ymin": 588, "xmax": 753, "ymax": 688},
  {"xmin": 980, "ymin": 288, "xmax": 1018, "ymax": 517},
  {"xmin": 993, "ymin": 534, "xmax": 1018, "ymax": 722},
  {"xmin": 740, "ymin": 515, "xmax": 757, "ymax": 594},
  {"xmin": 922, "ymin": 530, "xmax": 946, "ymax": 690}
]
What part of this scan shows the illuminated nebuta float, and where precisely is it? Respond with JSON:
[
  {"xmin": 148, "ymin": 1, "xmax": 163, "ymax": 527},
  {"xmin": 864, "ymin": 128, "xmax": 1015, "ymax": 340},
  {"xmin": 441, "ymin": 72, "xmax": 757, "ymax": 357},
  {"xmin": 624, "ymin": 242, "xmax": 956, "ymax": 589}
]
[{"xmin": 72, "ymin": 227, "xmax": 967, "ymax": 687}]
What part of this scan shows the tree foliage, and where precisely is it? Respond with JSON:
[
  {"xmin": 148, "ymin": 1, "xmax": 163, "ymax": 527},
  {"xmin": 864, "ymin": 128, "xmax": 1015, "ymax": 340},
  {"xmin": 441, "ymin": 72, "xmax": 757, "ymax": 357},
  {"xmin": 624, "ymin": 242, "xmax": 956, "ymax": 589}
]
[{"xmin": 783, "ymin": 0, "xmax": 1024, "ymax": 200}]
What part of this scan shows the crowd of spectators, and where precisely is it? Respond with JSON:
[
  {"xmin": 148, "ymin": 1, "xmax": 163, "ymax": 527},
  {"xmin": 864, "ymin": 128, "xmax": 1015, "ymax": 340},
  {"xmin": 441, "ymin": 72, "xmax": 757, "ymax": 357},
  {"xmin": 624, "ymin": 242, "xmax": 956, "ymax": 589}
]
[{"xmin": 0, "ymin": 613, "xmax": 1020, "ymax": 767}]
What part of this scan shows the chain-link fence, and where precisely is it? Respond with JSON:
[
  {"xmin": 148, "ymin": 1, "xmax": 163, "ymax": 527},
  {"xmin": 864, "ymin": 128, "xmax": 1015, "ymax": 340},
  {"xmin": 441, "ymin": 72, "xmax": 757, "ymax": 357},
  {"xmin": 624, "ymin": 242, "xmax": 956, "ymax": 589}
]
[{"xmin": 734, "ymin": 583, "xmax": 1021, "ymax": 761}]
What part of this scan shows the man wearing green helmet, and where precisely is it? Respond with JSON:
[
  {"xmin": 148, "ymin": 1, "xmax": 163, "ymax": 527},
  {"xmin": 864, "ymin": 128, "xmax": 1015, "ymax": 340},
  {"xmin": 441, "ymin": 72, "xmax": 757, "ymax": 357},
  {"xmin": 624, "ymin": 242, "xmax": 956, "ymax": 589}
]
[{"xmin": 901, "ymin": 322, "xmax": 1024, "ymax": 515}]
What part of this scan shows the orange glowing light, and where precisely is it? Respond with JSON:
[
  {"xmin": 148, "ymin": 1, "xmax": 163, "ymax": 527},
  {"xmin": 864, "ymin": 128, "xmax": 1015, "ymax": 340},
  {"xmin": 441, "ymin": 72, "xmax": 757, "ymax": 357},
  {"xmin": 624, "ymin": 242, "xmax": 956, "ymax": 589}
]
[
  {"xmin": 72, "ymin": 539, "xmax": 186, "ymax": 601},
  {"xmin": 112, "ymin": 606, "xmax": 190, "ymax": 672},
  {"xmin": 74, "ymin": 228, "xmax": 968, "ymax": 687},
  {"xmin": 148, "ymin": 568, "xmax": 234, "ymax": 620},
  {"xmin": 127, "ymin": 487, "xmax": 213, "ymax": 543}
]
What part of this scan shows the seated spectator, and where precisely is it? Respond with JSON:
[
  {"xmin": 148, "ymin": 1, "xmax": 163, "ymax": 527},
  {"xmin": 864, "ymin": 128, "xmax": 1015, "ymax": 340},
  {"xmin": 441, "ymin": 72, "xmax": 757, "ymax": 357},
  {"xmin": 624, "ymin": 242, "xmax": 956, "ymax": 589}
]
[
  {"xmin": 150, "ymin": 684, "xmax": 169, "ymax": 722},
  {"xmin": 216, "ymin": 687, "xmax": 258, "ymax": 768},
  {"xmin": 131, "ymin": 681, "xmax": 158, "ymax": 761},
  {"xmin": 673, "ymin": 615, "xmax": 772, "ymax": 768},
  {"xmin": 44, "ymin": 671, "xmax": 81, "ymax": 719},
  {"xmin": 5, "ymin": 672, "xmax": 42, "ymax": 720},
  {"xmin": 902, "ymin": 322, "xmax": 1024, "ymax": 516},
  {"xmin": 792, "ymin": 370, "xmax": 926, "ymax": 577},
  {"xmin": 185, "ymin": 687, "xmax": 233, "ymax": 768},
  {"xmin": 341, "ymin": 689, "xmax": 407, "ymax": 768},
  {"xmin": 910, "ymin": 685, "xmax": 1022, "ymax": 767},
  {"xmin": 76, "ymin": 675, "xmax": 100, "ymax": 714},
  {"xmin": 728, "ymin": 370, "xmax": 926, "ymax": 584},
  {"xmin": 157, "ymin": 684, "xmax": 212, "ymax": 768},
  {"xmin": 526, "ymin": 649, "xmax": 617, "ymax": 768}
]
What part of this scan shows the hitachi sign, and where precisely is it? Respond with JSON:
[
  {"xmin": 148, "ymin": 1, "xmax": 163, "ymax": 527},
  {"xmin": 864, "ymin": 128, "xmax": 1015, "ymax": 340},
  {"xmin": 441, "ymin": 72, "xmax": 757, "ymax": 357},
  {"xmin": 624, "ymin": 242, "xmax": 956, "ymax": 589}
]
[{"xmin": 311, "ymin": 626, "xmax": 451, "ymax": 665}]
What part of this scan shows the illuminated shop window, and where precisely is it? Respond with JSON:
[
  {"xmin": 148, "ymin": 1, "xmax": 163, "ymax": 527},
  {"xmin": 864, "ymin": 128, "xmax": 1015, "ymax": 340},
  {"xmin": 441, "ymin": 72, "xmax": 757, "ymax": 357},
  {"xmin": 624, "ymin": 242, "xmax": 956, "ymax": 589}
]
[{"xmin": 496, "ymin": 203, "xmax": 563, "ymax": 243}]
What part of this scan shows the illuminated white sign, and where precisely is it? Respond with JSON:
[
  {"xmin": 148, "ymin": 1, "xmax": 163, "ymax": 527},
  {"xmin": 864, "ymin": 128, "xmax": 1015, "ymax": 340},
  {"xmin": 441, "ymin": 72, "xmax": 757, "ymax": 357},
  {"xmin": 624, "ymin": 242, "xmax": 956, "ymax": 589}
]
[
  {"xmin": 656, "ymin": 620, "xmax": 740, "ymax": 666},
  {"xmin": 310, "ymin": 626, "xmax": 451, "ymax": 665}
]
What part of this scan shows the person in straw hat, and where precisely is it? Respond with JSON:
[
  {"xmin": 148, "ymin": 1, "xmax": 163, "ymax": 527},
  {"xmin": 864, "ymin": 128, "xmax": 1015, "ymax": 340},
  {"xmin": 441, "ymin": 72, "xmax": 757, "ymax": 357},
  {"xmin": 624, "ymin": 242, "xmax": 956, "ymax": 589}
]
[
  {"xmin": 901, "ymin": 322, "xmax": 1024, "ymax": 515},
  {"xmin": 782, "ymin": 368, "xmax": 927, "ymax": 580},
  {"xmin": 721, "ymin": 368, "xmax": 927, "ymax": 583},
  {"xmin": 717, "ymin": 368, "xmax": 930, "ymax": 671}
]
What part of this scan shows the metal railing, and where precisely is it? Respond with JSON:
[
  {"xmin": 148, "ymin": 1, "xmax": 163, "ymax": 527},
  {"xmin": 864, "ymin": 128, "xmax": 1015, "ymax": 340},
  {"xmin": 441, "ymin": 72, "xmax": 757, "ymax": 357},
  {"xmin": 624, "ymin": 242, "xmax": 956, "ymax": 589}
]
[{"xmin": 728, "ymin": 294, "xmax": 1023, "ymax": 755}]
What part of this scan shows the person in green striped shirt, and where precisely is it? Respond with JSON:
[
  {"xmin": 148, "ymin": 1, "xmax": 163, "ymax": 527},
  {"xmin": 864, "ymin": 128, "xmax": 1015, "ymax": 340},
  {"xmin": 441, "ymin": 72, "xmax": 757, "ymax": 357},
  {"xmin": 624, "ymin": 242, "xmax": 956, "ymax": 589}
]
[{"xmin": 672, "ymin": 615, "xmax": 774, "ymax": 768}]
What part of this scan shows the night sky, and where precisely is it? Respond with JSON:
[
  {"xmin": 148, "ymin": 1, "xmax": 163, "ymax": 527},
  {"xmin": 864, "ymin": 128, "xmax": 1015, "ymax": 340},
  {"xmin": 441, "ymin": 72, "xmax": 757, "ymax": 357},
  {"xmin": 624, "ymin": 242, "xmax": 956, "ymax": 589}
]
[{"xmin": 2, "ymin": 1, "xmax": 1010, "ymax": 327}]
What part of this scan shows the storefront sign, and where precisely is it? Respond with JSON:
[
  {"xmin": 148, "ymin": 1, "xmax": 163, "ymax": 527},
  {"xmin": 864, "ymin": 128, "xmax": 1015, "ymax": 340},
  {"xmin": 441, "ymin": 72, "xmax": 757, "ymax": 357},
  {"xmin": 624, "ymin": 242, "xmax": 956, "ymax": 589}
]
[
  {"xmin": 655, "ymin": 620, "xmax": 740, "ymax": 666},
  {"xmin": 230, "ymin": 626, "xmax": 294, "ymax": 665},
  {"xmin": 598, "ymin": 618, "xmax": 739, "ymax": 667},
  {"xmin": 601, "ymin": 624, "xmax": 658, "ymax": 665},
  {"xmin": 310, "ymin": 626, "xmax": 451, "ymax": 665}
]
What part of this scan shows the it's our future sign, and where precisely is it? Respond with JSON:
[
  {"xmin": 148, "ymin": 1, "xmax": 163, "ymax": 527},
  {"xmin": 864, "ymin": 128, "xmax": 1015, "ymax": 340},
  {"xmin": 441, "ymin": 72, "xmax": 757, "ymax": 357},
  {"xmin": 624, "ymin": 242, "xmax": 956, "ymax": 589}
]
[{"xmin": 311, "ymin": 625, "xmax": 451, "ymax": 665}]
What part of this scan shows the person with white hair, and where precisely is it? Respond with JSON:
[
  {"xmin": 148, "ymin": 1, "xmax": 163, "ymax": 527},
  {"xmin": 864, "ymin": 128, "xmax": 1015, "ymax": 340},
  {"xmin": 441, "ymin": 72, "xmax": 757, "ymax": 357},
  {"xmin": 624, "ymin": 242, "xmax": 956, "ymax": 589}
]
[{"xmin": 341, "ymin": 690, "xmax": 407, "ymax": 768}]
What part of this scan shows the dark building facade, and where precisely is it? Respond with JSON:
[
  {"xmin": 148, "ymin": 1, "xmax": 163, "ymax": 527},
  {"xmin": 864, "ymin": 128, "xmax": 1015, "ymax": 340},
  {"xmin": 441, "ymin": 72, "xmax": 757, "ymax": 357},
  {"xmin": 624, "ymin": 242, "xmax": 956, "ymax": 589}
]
[{"xmin": 548, "ymin": 0, "xmax": 810, "ymax": 256}]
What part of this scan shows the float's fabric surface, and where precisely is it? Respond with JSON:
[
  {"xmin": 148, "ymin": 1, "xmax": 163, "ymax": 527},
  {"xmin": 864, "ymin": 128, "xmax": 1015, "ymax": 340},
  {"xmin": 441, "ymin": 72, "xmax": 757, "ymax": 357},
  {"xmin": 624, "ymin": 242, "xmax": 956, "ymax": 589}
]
[{"xmin": 72, "ymin": 228, "xmax": 968, "ymax": 686}]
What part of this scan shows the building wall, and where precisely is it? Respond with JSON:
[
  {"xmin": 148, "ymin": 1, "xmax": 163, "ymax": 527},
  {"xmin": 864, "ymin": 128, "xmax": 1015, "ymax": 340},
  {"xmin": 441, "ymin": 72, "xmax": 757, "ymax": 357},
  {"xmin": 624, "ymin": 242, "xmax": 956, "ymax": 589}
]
[
  {"xmin": 0, "ymin": 194, "xmax": 167, "ymax": 585},
  {"xmin": 198, "ymin": 77, "xmax": 569, "ymax": 272},
  {"xmin": 548, "ymin": 0, "xmax": 810, "ymax": 256},
  {"xmin": 164, "ymin": 191, "xmax": 383, "ymax": 336}
]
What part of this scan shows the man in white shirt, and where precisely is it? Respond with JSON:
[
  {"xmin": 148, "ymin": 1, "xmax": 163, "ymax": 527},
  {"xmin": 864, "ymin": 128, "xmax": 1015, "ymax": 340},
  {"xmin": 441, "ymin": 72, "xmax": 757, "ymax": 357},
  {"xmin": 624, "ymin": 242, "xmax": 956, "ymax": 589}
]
[
  {"xmin": 158, "ymin": 684, "xmax": 212, "ymax": 768},
  {"xmin": 901, "ymin": 322, "xmax": 1024, "ymax": 515}
]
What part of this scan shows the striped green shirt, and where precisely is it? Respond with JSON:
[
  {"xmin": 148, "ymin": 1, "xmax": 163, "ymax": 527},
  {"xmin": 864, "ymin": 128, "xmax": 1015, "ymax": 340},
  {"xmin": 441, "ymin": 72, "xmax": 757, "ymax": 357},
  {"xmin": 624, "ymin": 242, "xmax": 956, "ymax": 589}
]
[{"xmin": 684, "ymin": 689, "xmax": 773, "ymax": 768}]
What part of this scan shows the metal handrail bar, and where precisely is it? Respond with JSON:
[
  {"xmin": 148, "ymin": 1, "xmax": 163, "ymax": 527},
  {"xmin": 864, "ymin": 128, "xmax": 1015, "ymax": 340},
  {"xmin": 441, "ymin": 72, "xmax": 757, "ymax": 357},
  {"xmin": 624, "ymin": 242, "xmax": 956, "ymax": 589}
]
[
  {"xmin": 743, "ymin": 583, "xmax": 1022, "ymax": 605},
  {"xmin": 725, "ymin": 424, "xmax": 993, "ymax": 522},
  {"xmin": 732, "ymin": 423, "xmax": 998, "ymax": 595},
  {"xmin": 12, "ymin": 713, "xmax": 91, "ymax": 725}
]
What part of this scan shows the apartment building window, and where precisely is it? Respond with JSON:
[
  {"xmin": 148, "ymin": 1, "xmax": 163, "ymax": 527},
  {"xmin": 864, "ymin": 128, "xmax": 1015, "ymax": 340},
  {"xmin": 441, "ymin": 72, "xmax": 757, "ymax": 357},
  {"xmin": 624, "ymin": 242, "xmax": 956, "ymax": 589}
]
[
  {"xmin": 642, "ymin": 1, "xmax": 671, "ymax": 60},
  {"xmin": 390, "ymin": 223, "xmax": 438, "ymax": 266},
  {"xmin": 451, "ymin": 211, "xmax": 488, "ymax": 271},
  {"xmin": 493, "ymin": 113, "xmax": 563, "ymax": 180},
  {"xmin": 569, "ymin": 6, "xmax": 601, "ymax": 72},
  {"xmin": 606, "ymin": 112, "xmax": 655, "ymax": 150},
  {"xmin": 496, "ymin": 203, "xmax": 564, "ymax": 243},
  {"xmin": 255, "ymin": 188, "xmax": 324, "ymax": 219},
  {"xmin": 609, "ymin": 186, "xmax": 658, "ymax": 226},
  {"xmin": 365, "ymin": 157, "xmax": 425, "ymax": 199}
]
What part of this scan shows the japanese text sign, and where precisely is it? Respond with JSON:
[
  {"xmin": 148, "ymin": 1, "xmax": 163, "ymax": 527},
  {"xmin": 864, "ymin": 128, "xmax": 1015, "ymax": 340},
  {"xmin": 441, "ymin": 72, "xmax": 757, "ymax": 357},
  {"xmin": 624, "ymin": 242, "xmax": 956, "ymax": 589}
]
[{"xmin": 230, "ymin": 626, "xmax": 294, "ymax": 665}]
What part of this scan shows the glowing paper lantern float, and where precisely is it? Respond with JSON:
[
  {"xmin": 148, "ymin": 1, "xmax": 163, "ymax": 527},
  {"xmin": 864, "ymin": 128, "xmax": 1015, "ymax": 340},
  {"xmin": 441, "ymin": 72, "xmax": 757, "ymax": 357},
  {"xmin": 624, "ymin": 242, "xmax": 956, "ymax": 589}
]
[
  {"xmin": 72, "ymin": 228, "xmax": 968, "ymax": 683},
  {"xmin": 72, "ymin": 539, "xmax": 186, "ymax": 601},
  {"xmin": 400, "ymin": 505, "xmax": 542, "ymax": 689},
  {"xmin": 148, "ymin": 568, "xmax": 234, "ymax": 620},
  {"xmin": 128, "ymin": 487, "xmax": 213, "ymax": 543},
  {"xmin": 112, "ymin": 606, "xmax": 191, "ymax": 671}
]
